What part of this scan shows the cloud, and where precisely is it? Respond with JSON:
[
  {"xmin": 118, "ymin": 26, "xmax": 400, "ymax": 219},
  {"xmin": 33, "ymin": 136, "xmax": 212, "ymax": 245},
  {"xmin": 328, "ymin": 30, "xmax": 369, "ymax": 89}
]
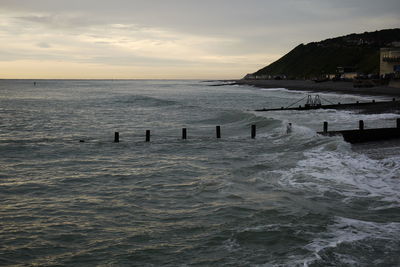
[
  {"xmin": 37, "ymin": 42, "xmax": 51, "ymax": 48},
  {"xmin": 0, "ymin": 0, "xmax": 399, "ymax": 78},
  {"xmin": 0, "ymin": 11, "xmax": 270, "ymax": 78}
]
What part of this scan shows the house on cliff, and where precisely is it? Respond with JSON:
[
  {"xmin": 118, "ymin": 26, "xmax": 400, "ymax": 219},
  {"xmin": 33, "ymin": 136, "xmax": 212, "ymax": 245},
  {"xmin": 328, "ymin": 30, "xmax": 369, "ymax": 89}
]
[{"xmin": 380, "ymin": 47, "xmax": 400, "ymax": 76}]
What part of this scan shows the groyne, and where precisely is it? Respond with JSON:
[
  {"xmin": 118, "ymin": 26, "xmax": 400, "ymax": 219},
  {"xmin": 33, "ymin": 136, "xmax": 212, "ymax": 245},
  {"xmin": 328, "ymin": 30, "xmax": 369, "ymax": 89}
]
[
  {"xmin": 255, "ymin": 98, "xmax": 400, "ymax": 112},
  {"xmin": 318, "ymin": 119, "xmax": 400, "ymax": 143},
  {"xmin": 92, "ymin": 120, "xmax": 400, "ymax": 144}
]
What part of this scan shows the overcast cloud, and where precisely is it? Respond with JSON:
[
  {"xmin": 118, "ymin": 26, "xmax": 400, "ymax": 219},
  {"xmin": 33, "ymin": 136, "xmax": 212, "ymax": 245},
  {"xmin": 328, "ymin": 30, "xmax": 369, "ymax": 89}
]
[{"xmin": 0, "ymin": 0, "xmax": 399, "ymax": 78}]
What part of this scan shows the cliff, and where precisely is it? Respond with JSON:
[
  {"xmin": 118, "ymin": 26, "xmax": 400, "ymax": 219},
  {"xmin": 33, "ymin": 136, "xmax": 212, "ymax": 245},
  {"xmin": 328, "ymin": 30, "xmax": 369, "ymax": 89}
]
[{"xmin": 251, "ymin": 28, "xmax": 400, "ymax": 79}]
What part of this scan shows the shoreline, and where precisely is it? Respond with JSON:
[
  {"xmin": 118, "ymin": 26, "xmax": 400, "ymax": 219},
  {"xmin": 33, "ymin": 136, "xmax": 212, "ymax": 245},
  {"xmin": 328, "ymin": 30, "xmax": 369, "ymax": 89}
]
[
  {"xmin": 235, "ymin": 79, "xmax": 400, "ymax": 97},
  {"xmin": 235, "ymin": 79, "xmax": 400, "ymax": 114}
]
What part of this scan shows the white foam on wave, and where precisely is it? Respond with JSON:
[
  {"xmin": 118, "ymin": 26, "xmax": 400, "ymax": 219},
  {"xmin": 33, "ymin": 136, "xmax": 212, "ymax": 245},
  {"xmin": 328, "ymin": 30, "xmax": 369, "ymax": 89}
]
[
  {"xmin": 247, "ymin": 217, "xmax": 400, "ymax": 266},
  {"xmin": 277, "ymin": 142, "xmax": 400, "ymax": 205},
  {"xmin": 222, "ymin": 237, "xmax": 241, "ymax": 252},
  {"xmin": 261, "ymin": 109, "xmax": 399, "ymax": 133},
  {"xmin": 260, "ymin": 88, "xmax": 308, "ymax": 94},
  {"xmin": 256, "ymin": 120, "xmax": 319, "ymax": 142},
  {"xmin": 354, "ymin": 112, "xmax": 400, "ymax": 123},
  {"xmin": 314, "ymin": 91, "xmax": 390, "ymax": 102},
  {"xmin": 286, "ymin": 123, "xmax": 319, "ymax": 139},
  {"xmin": 258, "ymin": 119, "xmax": 318, "ymax": 140},
  {"xmin": 258, "ymin": 87, "xmax": 392, "ymax": 102},
  {"xmin": 303, "ymin": 216, "xmax": 400, "ymax": 265}
]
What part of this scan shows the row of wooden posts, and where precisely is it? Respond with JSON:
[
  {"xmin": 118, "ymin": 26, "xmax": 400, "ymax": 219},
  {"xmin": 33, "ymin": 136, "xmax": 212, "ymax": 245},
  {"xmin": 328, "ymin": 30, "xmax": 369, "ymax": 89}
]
[
  {"xmin": 113, "ymin": 125, "xmax": 257, "ymax": 142},
  {"xmin": 111, "ymin": 118, "xmax": 400, "ymax": 142},
  {"xmin": 322, "ymin": 118, "xmax": 400, "ymax": 134}
]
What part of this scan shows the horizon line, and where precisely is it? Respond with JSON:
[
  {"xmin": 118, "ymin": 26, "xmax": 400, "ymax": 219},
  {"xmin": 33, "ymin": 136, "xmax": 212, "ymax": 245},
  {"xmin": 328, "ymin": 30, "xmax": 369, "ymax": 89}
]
[{"xmin": 0, "ymin": 78, "xmax": 237, "ymax": 81}]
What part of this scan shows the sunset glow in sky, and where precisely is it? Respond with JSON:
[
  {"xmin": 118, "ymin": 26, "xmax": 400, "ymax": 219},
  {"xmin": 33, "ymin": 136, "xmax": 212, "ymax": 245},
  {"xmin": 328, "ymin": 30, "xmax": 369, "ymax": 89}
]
[{"xmin": 1, "ymin": 0, "xmax": 399, "ymax": 79}]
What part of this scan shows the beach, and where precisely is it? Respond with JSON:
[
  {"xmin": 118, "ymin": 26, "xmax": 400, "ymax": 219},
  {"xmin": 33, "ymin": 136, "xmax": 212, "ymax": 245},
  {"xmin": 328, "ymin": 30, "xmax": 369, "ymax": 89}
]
[{"xmin": 236, "ymin": 79, "xmax": 400, "ymax": 97}]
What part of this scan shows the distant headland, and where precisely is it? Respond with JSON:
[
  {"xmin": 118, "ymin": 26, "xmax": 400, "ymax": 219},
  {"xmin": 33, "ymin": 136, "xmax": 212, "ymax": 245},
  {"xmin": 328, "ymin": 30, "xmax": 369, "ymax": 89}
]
[
  {"xmin": 245, "ymin": 28, "xmax": 400, "ymax": 80},
  {"xmin": 239, "ymin": 28, "xmax": 400, "ymax": 97}
]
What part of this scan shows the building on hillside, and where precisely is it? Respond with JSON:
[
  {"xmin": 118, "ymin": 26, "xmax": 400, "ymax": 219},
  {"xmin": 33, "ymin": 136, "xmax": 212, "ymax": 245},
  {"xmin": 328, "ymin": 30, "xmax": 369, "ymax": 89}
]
[
  {"xmin": 337, "ymin": 66, "xmax": 357, "ymax": 80},
  {"xmin": 380, "ymin": 47, "xmax": 400, "ymax": 76},
  {"xmin": 243, "ymin": 73, "xmax": 283, "ymax": 80},
  {"xmin": 243, "ymin": 74, "xmax": 256, "ymax": 80}
]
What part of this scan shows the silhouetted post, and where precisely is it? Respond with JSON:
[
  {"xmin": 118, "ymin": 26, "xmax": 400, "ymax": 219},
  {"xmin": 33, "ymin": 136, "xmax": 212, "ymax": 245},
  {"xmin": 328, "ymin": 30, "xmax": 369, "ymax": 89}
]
[
  {"xmin": 356, "ymin": 101, "xmax": 359, "ymax": 104},
  {"xmin": 251, "ymin": 125, "xmax": 256, "ymax": 139},
  {"xmin": 338, "ymin": 102, "xmax": 341, "ymax": 105},
  {"xmin": 146, "ymin": 130, "xmax": 150, "ymax": 142},
  {"xmin": 359, "ymin": 120, "xmax": 364, "ymax": 131},
  {"xmin": 182, "ymin": 128, "xmax": 187, "ymax": 140},
  {"xmin": 393, "ymin": 98, "xmax": 396, "ymax": 102},
  {"xmin": 323, "ymin": 121, "xmax": 328, "ymax": 134},
  {"xmin": 299, "ymin": 105, "xmax": 301, "ymax": 108},
  {"xmin": 281, "ymin": 107, "xmax": 284, "ymax": 110},
  {"xmin": 216, "ymin": 126, "xmax": 221, "ymax": 139},
  {"xmin": 397, "ymin": 118, "xmax": 400, "ymax": 128},
  {"xmin": 114, "ymin": 132, "xmax": 119, "ymax": 143},
  {"xmin": 372, "ymin": 99, "xmax": 375, "ymax": 103}
]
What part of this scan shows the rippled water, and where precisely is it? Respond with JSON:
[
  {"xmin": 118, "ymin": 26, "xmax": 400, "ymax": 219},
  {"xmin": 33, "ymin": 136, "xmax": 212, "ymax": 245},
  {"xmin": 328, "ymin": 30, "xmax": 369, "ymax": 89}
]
[{"xmin": 1, "ymin": 80, "xmax": 399, "ymax": 266}]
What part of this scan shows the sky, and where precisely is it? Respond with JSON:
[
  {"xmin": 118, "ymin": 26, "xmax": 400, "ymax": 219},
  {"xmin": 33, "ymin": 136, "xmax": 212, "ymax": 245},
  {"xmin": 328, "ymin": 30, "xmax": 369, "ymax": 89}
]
[{"xmin": 0, "ymin": 0, "xmax": 399, "ymax": 79}]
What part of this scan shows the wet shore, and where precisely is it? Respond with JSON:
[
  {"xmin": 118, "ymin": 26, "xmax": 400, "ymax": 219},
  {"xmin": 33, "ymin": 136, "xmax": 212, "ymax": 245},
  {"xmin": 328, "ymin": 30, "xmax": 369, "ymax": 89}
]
[
  {"xmin": 235, "ymin": 79, "xmax": 400, "ymax": 114},
  {"xmin": 235, "ymin": 79, "xmax": 400, "ymax": 97}
]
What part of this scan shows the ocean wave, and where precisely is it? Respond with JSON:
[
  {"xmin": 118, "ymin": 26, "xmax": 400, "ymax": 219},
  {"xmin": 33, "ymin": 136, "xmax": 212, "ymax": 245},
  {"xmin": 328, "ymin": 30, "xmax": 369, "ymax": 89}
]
[
  {"xmin": 276, "ymin": 142, "xmax": 400, "ymax": 206},
  {"xmin": 194, "ymin": 110, "xmax": 281, "ymax": 129},
  {"xmin": 304, "ymin": 216, "xmax": 400, "ymax": 266},
  {"xmin": 113, "ymin": 95, "xmax": 177, "ymax": 107}
]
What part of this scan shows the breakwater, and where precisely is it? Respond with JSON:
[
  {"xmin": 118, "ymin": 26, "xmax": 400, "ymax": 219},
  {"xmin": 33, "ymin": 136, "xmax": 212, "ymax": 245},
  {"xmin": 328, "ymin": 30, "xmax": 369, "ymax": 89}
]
[
  {"xmin": 88, "ymin": 119, "xmax": 400, "ymax": 144},
  {"xmin": 318, "ymin": 119, "xmax": 400, "ymax": 143},
  {"xmin": 256, "ymin": 98, "xmax": 399, "ymax": 112}
]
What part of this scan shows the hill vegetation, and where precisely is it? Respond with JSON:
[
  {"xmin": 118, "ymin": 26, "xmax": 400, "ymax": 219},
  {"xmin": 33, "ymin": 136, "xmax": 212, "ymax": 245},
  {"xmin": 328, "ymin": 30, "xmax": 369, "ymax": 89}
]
[{"xmin": 252, "ymin": 28, "xmax": 400, "ymax": 79}]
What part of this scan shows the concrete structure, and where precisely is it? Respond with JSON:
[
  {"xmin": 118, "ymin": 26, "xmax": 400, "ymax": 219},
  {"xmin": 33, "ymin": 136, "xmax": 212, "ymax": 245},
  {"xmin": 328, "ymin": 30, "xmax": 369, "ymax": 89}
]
[
  {"xmin": 243, "ymin": 73, "xmax": 256, "ymax": 80},
  {"xmin": 243, "ymin": 73, "xmax": 285, "ymax": 80},
  {"xmin": 336, "ymin": 66, "xmax": 357, "ymax": 80},
  {"xmin": 380, "ymin": 48, "xmax": 400, "ymax": 76},
  {"xmin": 341, "ymin": 72, "xmax": 358, "ymax": 79}
]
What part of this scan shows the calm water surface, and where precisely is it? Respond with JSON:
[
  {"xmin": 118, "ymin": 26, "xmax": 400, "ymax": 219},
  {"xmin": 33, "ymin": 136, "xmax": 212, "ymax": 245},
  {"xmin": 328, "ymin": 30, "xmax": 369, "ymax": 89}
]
[{"xmin": 0, "ymin": 80, "xmax": 399, "ymax": 266}]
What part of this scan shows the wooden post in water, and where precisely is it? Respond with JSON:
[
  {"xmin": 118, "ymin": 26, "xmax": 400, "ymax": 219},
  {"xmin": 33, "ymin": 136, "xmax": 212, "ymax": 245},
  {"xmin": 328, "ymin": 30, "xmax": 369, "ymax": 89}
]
[
  {"xmin": 146, "ymin": 130, "xmax": 151, "ymax": 142},
  {"xmin": 251, "ymin": 125, "xmax": 256, "ymax": 139},
  {"xmin": 114, "ymin": 132, "xmax": 119, "ymax": 143},
  {"xmin": 182, "ymin": 128, "xmax": 187, "ymax": 140},
  {"xmin": 397, "ymin": 118, "xmax": 400, "ymax": 129},
  {"xmin": 372, "ymin": 100, "xmax": 375, "ymax": 103},
  {"xmin": 393, "ymin": 98, "xmax": 396, "ymax": 102},
  {"xmin": 323, "ymin": 121, "xmax": 328, "ymax": 134},
  {"xmin": 359, "ymin": 120, "xmax": 364, "ymax": 131},
  {"xmin": 216, "ymin": 126, "xmax": 221, "ymax": 139}
]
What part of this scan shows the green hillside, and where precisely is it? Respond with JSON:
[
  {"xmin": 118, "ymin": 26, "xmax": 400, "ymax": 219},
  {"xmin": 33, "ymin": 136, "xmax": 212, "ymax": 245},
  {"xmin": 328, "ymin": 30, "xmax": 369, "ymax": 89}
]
[{"xmin": 252, "ymin": 28, "xmax": 400, "ymax": 79}]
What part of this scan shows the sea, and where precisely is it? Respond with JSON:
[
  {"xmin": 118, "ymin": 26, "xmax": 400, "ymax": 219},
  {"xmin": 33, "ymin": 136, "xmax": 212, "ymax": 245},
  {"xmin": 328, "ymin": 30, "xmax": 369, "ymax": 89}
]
[{"xmin": 1, "ymin": 79, "xmax": 399, "ymax": 266}]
